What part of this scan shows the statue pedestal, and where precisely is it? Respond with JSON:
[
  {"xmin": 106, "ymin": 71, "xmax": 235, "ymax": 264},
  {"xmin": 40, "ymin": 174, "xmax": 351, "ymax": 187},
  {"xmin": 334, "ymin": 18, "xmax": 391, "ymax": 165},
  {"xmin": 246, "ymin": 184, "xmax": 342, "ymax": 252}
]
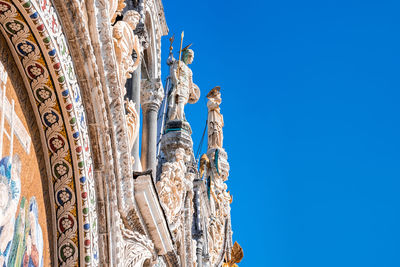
[
  {"xmin": 161, "ymin": 120, "xmax": 193, "ymax": 161},
  {"xmin": 207, "ymin": 148, "xmax": 230, "ymax": 181}
]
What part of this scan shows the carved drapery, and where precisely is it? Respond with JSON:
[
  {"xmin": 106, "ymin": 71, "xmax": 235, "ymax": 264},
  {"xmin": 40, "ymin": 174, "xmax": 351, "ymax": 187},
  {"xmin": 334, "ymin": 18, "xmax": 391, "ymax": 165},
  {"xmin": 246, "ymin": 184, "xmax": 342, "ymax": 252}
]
[
  {"xmin": 207, "ymin": 86, "xmax": 223, "ymax": 149},
  {"xmin": 113, "ymin": 10, "xmax": 141, "ymax": 94},
  {"xmin": 167, "ymin": 54, "xmax": 200, "ymax": 121},
  {"xmin": 125, "ymin": 99, "xmax": 140, "ymax": 164}
]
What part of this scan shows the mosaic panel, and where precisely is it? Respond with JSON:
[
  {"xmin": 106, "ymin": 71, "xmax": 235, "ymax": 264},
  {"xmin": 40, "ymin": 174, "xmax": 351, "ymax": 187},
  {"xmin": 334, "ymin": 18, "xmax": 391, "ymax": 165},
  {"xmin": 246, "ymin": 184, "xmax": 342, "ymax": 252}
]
[{"xmin": 0, "ymin": 0, "xmax": 98, "ymax": 265}]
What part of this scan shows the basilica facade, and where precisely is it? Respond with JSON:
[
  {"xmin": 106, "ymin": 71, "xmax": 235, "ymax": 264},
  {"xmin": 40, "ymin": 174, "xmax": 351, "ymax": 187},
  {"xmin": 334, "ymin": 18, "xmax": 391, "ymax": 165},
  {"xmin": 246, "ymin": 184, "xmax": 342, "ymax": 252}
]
[{"xmin": 0, "ymin": 0, "xmax": 241, "ymax": 266}]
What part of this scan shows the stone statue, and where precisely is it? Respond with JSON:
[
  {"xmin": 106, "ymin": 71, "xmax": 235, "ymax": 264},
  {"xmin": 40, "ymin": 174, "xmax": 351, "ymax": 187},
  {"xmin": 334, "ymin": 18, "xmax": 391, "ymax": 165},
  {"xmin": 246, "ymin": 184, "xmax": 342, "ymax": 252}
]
[
  {"xmin": 113, "ymin": 10, "xmax": 141, "ymax": 95},
  {"xmin": 168, "ymin": 48, "xmax": 200, "ymax": 121},
  {"xmin": 207, "ymin": 86, "xmax": 223, "ymax": 149}
]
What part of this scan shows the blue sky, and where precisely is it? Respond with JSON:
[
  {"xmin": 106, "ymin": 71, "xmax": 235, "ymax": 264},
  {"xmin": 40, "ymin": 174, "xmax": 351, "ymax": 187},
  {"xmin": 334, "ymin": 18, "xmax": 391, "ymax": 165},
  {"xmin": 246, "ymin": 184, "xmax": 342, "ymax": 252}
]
[{"xmin": 161, "ymin": 1, "xmax": 400, "ymax": 266}]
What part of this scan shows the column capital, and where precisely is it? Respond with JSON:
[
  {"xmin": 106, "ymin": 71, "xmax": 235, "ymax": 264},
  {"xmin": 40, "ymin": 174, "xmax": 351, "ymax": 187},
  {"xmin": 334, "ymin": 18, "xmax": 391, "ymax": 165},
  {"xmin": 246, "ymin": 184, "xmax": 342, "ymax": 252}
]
[{"xmin": 141, "ymin": 78, "xmax": 164, "ymax": 112}]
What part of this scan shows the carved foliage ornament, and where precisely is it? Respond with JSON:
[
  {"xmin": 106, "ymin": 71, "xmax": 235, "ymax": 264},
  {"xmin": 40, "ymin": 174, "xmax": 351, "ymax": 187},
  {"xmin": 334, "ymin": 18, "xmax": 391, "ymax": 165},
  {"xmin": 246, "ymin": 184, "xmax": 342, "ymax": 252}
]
[
  {"xmin": 121, "ymin": 223, "xmax": 155, "ymax": 267},
  {"xmin": 140, "ymin": 78, "xmax": 164, "ymax": 109},
  {"xmin": 208, "ymin": 216, "xmax": 225, "ymax": 265},
  {"xmin": 156, "ymin": 148, "xmax": 187, "ymax": 226}
]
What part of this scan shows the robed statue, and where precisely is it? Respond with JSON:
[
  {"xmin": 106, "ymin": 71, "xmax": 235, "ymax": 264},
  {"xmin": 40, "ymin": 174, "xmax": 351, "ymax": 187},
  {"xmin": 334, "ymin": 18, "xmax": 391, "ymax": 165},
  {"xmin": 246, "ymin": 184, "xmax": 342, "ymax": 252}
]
[
  {"xmin": 168, "ymin": 47, "xmax": 200, "ymax": 121},
  {"xmin": 207, "ymin": 86, "xmax": 223, "ymax": 149},
  {"xmin": 113, "ymin": 10, "xmax": 141, "ymax": 94}
]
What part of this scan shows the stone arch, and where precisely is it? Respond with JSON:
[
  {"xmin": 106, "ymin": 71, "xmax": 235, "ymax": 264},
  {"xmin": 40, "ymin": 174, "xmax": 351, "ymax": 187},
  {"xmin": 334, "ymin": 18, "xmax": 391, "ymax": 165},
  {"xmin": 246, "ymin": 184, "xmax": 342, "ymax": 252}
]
[
  {"xmin": 0, "ymin": 0, "xmax": 98, "ymax": 265},
  {"xmin": 49, "ymin": 0, "xmax": 158, "ymax": 264},
  {"xmin": 0, "ymin": 31, "xmax": 54, "ymax": 264},
  {"xmin": 144, "ymin": 0, "xmax": 164, "ymax": 79},
  {"xmin": 142, "ymin": 11, "xmax": 158, "ymax": 80}
]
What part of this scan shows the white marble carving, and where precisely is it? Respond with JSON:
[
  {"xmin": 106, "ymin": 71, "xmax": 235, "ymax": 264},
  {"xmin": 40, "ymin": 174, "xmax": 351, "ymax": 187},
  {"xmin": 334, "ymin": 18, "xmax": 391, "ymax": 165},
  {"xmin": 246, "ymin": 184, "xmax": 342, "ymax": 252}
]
[
  {"xmin": 208, "ymin": 216, "xmax": 225, "ymax": 266},
  {"xmin": 113, "ymin": 10, "xmax": 141, "ymax": 94},
  {"xmin": 125, "ymin": 99, "xmax": 140, "ymax": 166},
  {"xmin": 207, "ymin": 86, "xmax": 224, "ymax": 149},
  {"xmin": 141, "ymin": 78, "xmax": 164, "ymax": 109},
  {"xmin": 157, "ymin": 148, "xmax": 187, "ymax": 225},
  {"xmin": 168, "ymin": 49, "xmax": 200, "ymax": 121},
  {"xmin": 121, "ymin": 223, "xmax": 154, "ymax": 267}
]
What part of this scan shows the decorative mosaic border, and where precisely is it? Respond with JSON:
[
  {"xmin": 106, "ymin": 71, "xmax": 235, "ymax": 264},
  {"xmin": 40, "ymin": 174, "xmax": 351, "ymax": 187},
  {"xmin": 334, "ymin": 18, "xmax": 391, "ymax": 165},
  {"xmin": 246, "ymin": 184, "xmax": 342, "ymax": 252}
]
[{"xmin": 0, "ymin": 0, "xmax": 98, "ymax": 266}]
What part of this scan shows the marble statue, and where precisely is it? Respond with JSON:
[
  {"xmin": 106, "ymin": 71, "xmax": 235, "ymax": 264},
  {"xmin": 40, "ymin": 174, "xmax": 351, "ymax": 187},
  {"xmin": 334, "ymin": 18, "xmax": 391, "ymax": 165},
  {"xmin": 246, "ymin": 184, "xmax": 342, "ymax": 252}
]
[
  {"xmin": 207, "ymin": 86, "xmax": 224, "ymax": 149},
  {"xmin": 168, "ymin": 48, "xmax": 200, "ymax": 121},
  {"xmin": 113, "ymin": 10, "xmax": 141, "ymax": 95}
]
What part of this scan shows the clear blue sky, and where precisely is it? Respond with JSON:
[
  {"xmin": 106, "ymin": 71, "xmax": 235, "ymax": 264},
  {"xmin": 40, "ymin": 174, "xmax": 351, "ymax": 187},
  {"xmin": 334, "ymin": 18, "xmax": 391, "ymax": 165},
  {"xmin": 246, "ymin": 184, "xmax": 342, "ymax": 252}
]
[{"xmin": 161, "ymin": 1, "xmax": 400, "ymax": 266}]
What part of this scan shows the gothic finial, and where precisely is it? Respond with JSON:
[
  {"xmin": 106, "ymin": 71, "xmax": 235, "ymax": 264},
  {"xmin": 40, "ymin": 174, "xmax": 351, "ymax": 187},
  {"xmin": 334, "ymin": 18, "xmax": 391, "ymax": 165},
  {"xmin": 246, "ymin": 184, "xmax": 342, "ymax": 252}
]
[{"xmin": 169, "ymin": 34, "xmax": 175, "ymax": 54}]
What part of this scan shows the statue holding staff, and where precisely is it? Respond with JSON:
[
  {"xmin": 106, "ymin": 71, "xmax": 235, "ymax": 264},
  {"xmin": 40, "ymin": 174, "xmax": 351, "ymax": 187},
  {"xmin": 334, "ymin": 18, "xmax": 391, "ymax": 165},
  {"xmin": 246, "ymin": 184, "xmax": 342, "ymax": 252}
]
[{"xmin": 168, "ymin": 35, "xmax": 200, "ymax": 121}]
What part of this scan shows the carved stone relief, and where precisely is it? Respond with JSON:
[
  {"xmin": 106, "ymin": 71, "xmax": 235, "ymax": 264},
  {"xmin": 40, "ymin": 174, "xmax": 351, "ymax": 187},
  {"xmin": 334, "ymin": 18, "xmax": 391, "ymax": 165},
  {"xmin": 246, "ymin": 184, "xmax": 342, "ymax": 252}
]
[
  {"xmin": 109, "ymin": 0, "xmax": 126, "ymax": 23},
  {"xmin": 125, "ymin": 99, "xmax": 140, "ymax": 165},
  {"xmin": 120, "ymin": 222, "xmax": 155, "ymax": 267},
  {"xmin": 141, "ymin": 78, "xmax": 164, "ymax": 110},
  {"xmin": 156, "ymin": 148, "xmax": 187, "ymax": 227},
  {"xmin": 113, "ymin": 10, "xmax": 141, "ymax": 95}
]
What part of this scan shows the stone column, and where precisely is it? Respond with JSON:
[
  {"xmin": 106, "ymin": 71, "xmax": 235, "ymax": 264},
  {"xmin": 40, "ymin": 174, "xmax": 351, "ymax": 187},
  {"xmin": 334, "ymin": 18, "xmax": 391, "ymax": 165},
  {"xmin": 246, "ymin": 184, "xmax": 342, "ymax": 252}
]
[
  {"xmin": 126, "ymin": 64, "xmax": 141, "ymax": 170},
  {"xmin": 196, "ymin": 239, "xmax": 203, "ymax": 267},
  {"xmin": 140, "ymin": 78, "xmax": 163, "ymax": 177},
  {"xmin": 193, "ymin": 179, "xmax": 204, "ymax": 267}
]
